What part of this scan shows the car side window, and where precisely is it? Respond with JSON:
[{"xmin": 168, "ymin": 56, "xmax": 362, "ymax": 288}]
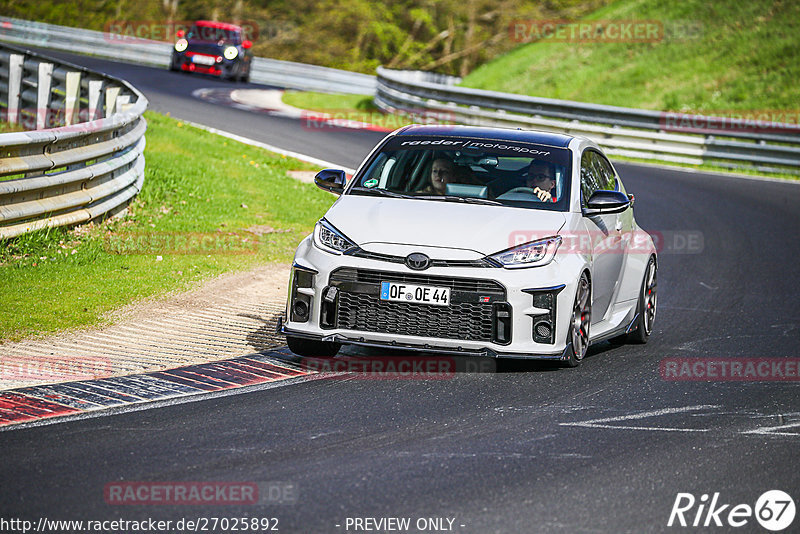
[
  {"xmin": 594, "ymin": 152, "xmax": 618, "ymax": 191},
  {"xmin": 580, "ymin": 151, "xmax": 603, "ymax": 207},
  {"xmin": 580, "ymin": 150, "xmax": 618, "ymax": 207}
]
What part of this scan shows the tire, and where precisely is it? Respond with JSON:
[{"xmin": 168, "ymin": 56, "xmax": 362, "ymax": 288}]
[
  {"xmin": 627, "ymin": 256, "xmax": 657, "ymax": 344},
  {"xmin": 286, "ymin": 335, "xmax": 341, "ymax": 358},
  {"xmin": 563, "ymin": 272, "xmax": 591, "ymax": 367}
]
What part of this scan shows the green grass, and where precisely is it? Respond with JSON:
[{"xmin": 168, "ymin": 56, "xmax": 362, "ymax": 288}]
[
  {"xmin": 461, "ymin": 0, "xmax": 800, "ymax": 113},
  {"xmin": 0, "ymin": 111, "xmax": 335, "ymax": 342},
  {"xmin": 282, "ymin": 91, "xmax": 375, "ymax": 112},
  {"xmin": 281, "ymin": 91, "xmax": 443, "ymax": 131}
]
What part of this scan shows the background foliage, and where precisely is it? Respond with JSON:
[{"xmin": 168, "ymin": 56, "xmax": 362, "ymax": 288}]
[{"xmin": 0, "ymin": 0, "xmax": 609, "ymax": 75}]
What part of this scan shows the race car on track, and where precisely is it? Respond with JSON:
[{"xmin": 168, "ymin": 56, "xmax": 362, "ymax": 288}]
[
  {"xmin": 280, "ymin": 125, "xmax": 657, "ymax": 367},
  {"xmin": 170, "ymin": 20, "xmax": 252, "ymax": 82}
]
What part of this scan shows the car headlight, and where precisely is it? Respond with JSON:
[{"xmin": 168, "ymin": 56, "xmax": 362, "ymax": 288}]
[
  {"xmin": 490, "ymin": 236, "xmax": 562, "ymax": 268},
  {"xmin": 313, "ymin": 219, "xmax": 356, "ymax": 255},
  {"xmin": 174, "ymin": 39, "xmax": 188, "ymax": 52},
  {"xmin": 223, "ymin": 46, "xmax": 239, "ymax": 60}
]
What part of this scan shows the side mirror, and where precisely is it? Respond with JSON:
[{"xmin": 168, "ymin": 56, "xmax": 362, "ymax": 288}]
[
  {"xmin": 176, "ymin": 29, "xmax": 185, "ymax": 38},
  {"xmin": 314, "ymin": 169, "xmax": 347, "ymax": 195},
  {"xmin": 242, "ymin": 40, "xmax": 252, "ymax": 49},
  {"xmin": 584, "ymin": 190, "xmax": 630, "ymax": 216}
]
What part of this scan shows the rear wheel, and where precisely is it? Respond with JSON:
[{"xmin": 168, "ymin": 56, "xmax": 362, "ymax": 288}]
[
  {"xmin": 563, "ymin": 273, "xmax": 591, "ymax": 367},
  {"xmin": 610, "ymin": 256, "xmax": 657, "ymax": 345},
  {"xmin": 628, "ymin": 256, "xmax": 657, "ymax": 343},
  {"xmin": 286, "ymin": 336, "xmax": 341, "ymax": 358}
]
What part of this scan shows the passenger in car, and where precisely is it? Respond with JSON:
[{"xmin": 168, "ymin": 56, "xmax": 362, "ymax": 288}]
[{"xmin": 422, "ymin": 157, "xmax": 456, "ymax": 194}]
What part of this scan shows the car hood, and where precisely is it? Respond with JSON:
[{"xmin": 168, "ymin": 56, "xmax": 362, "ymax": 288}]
[{"xmin": 325, "ymin": 195, "xmax": 567, "ymax": 257}]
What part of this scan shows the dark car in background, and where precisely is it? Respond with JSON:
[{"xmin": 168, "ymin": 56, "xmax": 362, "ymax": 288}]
[{"xmin": 170, "ymin": 20, "xmax": 253, "ymax": 82}]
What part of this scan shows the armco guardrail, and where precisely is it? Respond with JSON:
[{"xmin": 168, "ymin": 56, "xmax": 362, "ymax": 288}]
[
  {"xmin": 375, "ymin": 67, "xmax": 800, "ymax": 175},
  {"xmin": 0, "ymin": 43, "xmax": 147, "ymax": 239},
  {"xmin": 0, "ymin": 16, "xmax": 376, "ymax": 95}
]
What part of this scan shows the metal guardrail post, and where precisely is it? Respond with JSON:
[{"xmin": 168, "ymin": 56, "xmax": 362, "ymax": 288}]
[
  {"xmin": 64, "ymin": 71, "xmax": 80, "ymax": 126},
  {"xmin": 88, "ymin": 79, "xmax": 102, "ymax": 121},
  {"xmin": 6, "ymin": 53, "xmax": 22, "ymax": 124},
  {"xmin": 105, "ymin": 85, "xmax": 120, "ymax": 117},
  {"xmin": 35, "ymin": 62, "xmax": 52, "ymax": 130}
]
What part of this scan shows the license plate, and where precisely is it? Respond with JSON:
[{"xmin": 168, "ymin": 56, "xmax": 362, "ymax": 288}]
[
  {"xmin": 380, "ymin": 282, "xmax": 450, "ymax": 306},
  {"xmin": 191, "ymin": 55, "xmax": 215, "ymax": 65}
]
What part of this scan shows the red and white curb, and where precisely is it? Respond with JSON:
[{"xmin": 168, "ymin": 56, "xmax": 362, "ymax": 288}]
[{"xmin": 0, "ymin": 351, "xmax": 314, "ymax": 429}]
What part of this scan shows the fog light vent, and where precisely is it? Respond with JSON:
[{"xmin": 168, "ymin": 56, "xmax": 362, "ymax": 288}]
[
  {"xmin": 289, "ymin": 264, "xmax": 315, "ymax": 324},
  {"xmin": 523, "ymin": 284, "xmax": 565, "ymax": 345},
  {"xmin": 535, "ymin": 320, "xmax": 552, "ymax": 339},
  {"xmin": 293, "ymin": 300, "xmax": 309, "ymax": 321}
]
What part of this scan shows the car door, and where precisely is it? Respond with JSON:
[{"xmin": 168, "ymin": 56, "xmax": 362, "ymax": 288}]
[{"xmin": 580, "ymin": 149, "xmax": 625, "ymax": 322}]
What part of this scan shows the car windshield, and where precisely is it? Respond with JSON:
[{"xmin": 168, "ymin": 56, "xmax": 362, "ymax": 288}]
[
  {"xmin": 187, "ymin": 24, "xmax": 240, "ymax": 43},
  {"xmin": 349, "ymin": 135, "xmax": 572, "ymax": 211}
]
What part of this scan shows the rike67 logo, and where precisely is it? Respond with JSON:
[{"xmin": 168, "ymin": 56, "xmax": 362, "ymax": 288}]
[{"xmin": 668, "ymin": 490, "xmax": 795, "ymax": 531}]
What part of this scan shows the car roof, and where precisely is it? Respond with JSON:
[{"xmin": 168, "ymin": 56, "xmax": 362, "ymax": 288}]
[
  {"xmin": 194, "ymin": 20, "xmax": 242, "ymax": 32},
  {"xmin": 396, "ymin": 125, "xmax": 574, "ymax": 148}
]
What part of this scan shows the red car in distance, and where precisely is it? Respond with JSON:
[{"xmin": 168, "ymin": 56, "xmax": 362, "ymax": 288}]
[{"xmin": 170, "ymin": 20, "xmax": 253, "ymax": 82}]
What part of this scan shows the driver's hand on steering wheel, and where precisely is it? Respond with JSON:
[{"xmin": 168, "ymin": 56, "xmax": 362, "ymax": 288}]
[{"xmin": 533, "ymin": 187, "xmax": 552, "ymax": 202}]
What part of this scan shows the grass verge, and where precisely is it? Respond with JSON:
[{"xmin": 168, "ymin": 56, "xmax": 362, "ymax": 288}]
[
  {"xmin": 281, "ymin": 91, "xmax": 433, "ymax": 131},
  {"xmin": 0, "ymin": 111, "xmax": 336, "ymax": 342}
]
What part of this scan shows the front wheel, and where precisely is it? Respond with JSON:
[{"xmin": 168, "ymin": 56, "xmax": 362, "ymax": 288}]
[
  {"xmin": 563, "ymin": 273, "xmax": 591, "ymax": 367},
  {"xmin": 286, "ymin": 336, "xmax": 341, "ymax": 358}
]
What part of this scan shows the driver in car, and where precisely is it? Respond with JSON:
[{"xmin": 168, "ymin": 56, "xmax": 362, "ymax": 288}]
[{"xmin": 526, "ymin": 160, "xmax": 556, "ymax": 202}]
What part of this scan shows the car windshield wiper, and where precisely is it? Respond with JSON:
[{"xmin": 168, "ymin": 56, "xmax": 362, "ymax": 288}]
[
  {"xmin": 414, "ymin": 195, "xmax": 503, "ymax": 206},
  {"xmin": 350, "ymin": 187, "xmax": 413, "ymax": 199}
]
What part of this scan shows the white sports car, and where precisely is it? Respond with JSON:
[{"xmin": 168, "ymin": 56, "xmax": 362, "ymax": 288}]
[{"xmin": 279, "ymin": 125, "xmax": 657, "ymax": 367}]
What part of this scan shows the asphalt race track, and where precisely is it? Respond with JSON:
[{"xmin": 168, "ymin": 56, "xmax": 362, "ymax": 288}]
[{"xmin": 1, "ymin": 51, "xmax": 799, "ymax": 533}]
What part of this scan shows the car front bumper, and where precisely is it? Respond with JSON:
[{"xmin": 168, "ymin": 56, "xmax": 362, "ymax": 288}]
[
  {"xmin": 171, "ymin": 52, "xmax": 240, "ymax": 77},
  {"xmin": 282, "ymin": 236, "xmax": 586, "ymax": 360}
]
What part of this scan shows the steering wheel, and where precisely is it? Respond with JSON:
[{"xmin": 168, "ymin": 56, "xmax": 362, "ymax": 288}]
[
  {"xmin": 498, "ymin": 186, "xmax": 553, "ymax": 202},
  {"xmin": 504, "ymin": 187, "xmax": 538, "ymax": 196}
]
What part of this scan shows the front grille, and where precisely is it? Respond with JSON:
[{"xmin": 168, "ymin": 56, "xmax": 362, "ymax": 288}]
[{"xmin": 328, "ymin": 268, "xmax": 507, "ymax": 343}]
